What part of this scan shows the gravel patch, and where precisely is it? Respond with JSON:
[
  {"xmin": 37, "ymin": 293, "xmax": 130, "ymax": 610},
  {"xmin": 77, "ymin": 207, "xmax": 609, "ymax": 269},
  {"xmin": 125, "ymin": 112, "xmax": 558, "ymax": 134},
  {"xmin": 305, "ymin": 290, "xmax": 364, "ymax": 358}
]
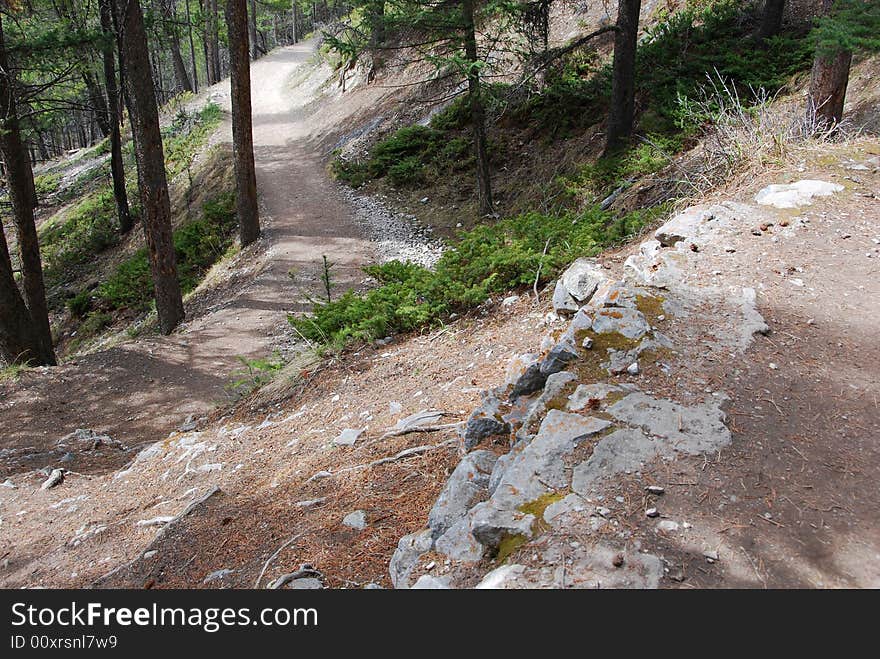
[{"xmin": 341, "ymin": 186, "xmax": 445, "ymax": 269}]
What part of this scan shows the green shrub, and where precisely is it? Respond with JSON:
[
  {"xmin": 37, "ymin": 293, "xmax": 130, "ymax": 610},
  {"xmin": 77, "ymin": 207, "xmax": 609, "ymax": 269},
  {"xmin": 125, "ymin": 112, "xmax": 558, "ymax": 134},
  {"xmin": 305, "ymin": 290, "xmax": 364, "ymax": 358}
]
[
  {"xmin": 567, "ymin": 133, "xmax": 683, "ymax": 200},
  {"xmin": 291, "ymin": 204, "xmax": 667, "ymax": 349},
  {"xmin": 40, "ymin": 189, "xmax": 119, "ymax": 287},
  {"xmin": 34, "ymin": 173, "xmax": 61, "ymax": 197},
  {"xmin": 333, "ymin": 121, "xmax": 477, "ymax": 189},
  {"xmin": 163, "ymin": 103, "xmax": 223, "ymax": 178},
  {"xmin": 519, "ymin": 1, "xmax": 812, "ymax": 137},
  {"xmin": 331, "ymin": 156, "xmax": 372, "ymax": 187},
  {"xmin": 66, "ymin": 289, "xmax": 92, "ymax": 317},
  {"xmin": 95, "ymin": 192, "xmax": 236, "ymax": 313},
  {"xmin": 429, "ymin": 97, "xmax": 471, "ymax": 131},
  {"xmin": 387, "ymin": 156, "xmax": 425, "ymax": 187}
]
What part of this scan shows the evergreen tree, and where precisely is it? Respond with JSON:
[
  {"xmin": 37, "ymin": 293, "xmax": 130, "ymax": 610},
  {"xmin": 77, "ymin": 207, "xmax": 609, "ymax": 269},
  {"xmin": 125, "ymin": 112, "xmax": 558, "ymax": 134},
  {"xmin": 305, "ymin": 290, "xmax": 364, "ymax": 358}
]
[
  {"xmin": 807, "ymin": 0, "xmax": 880, "ymax": 129},
  {"xmin": 225, "ymin": 0, "xmax": 261, "ymax": 245}
]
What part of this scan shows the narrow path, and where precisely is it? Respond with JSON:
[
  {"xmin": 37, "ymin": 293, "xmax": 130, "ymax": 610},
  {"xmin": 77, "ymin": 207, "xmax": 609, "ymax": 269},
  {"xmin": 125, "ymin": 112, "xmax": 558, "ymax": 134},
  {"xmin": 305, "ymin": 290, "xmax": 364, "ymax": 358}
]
[{"xmin": 0, "ymin": 41, "xmax": 373, "ymax": 475}]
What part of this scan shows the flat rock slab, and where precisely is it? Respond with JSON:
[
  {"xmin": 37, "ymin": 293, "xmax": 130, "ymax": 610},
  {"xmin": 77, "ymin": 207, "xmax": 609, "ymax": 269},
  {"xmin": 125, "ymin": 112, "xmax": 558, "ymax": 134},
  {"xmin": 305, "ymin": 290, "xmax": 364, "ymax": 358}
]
[
  {"xmin": 755, "ymin": 179, "xmax": 843, "ymax": 208},
  {"xmin": 571, "ymin": 393, "xmax": 730, "ymax": 495},
  {"xmin": 607, "ymin": 392, "xmax": 730, "ymax": 454}
]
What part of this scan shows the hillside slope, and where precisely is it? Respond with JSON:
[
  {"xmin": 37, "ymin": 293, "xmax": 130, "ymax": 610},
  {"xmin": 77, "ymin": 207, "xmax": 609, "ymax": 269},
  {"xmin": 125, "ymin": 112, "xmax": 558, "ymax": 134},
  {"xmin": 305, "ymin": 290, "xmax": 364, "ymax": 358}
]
[{"xmin": 1, "ymin": 139, "xmax": 877, "ymax": 588}]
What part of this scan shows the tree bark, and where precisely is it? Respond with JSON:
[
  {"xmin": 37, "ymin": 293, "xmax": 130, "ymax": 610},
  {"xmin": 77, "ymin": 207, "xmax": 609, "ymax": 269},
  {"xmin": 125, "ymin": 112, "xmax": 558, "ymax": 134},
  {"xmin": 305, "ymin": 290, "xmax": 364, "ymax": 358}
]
[
  {"xmin": 756, "ymin": 0, "xmax": 785, "ymax": 43},
  {"xmin": 82, "ymin": 70, "xmax": 111, "ymax": 138},
  {"xmin": 186, "ymin": 0, "xmax": 199, "ymax": 92},
  {"xmin": 209, "ymin": 0, "xmax": 222, "ymax": 82},
  {"xmin": 117, "ymin": 0, "xmax": 185, "ymax": 334},
  {"xmin": 605, "ymin": 0, "xmax": 641, "ymax": 154},
  {"xmin": 291, "ymin": 1, "xmax": 298, "ymax": 43},
  {"xmin": 462, "ymin": 0, "xmax": 493, "ymax": 215},
  {"xmin": 0, "ymin": 221, "xmax": 43, "ymax": 365},
  {"xmin": 0, "ymin": 16, "xmax": 56, "ymax": 365},
  {"xmin": 807, "ymin": 0, "xmax": 851, "ymax": 130},
  {"xmin": 100, "ymin": 0, "xmax": 133, "ymax": 234},
  {"xmin": 248, "ymin": 0, "xmax": 258, "ymax": 59},
  {"xmin": 163, "ymin": 0, "xmax": 194, "ymax": 92},
  {"xmin": 225, "ymin": 0, "xmax": 261, "ymax": 246}
]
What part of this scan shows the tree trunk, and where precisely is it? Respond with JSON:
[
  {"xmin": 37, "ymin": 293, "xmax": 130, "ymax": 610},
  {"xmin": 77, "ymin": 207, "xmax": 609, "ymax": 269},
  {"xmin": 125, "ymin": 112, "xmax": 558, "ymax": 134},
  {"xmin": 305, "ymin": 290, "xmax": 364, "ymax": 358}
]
[
  {"xmin": 248, "ymin": 0, "xmax": 258, "ymax": 59},
  {"xmin": 605, "ymin": 0, "xmax": 641, "ymax": 154},
  {"xmin": 461, "ymin": 0, "xmax": 493, "ymax": 215},
  {"xmin": 808, "ymin": 49, "xmax": 852, "ymax": 128},
  {"xmin": 36, "ymin": 131, "xmax": 50, "ymax": 161},
  {"xmin": 806, "ymin": 0, "xmax": 851, "ymax": 130},
  {"xmin": 0, "ymin": 221, "xmax": 44, "ymax": 365},
  {"xmin": 83, "ymin": 70, "xmax": 111, "ymax": 138},
  {"xmin": 210, "ymin": 0, "xmax": 222, "ymax": 81},
  {"xmin": 100, "ymin": 0, "xmax": 133, "ymax": 234},
  {"xmin": 756, "ymin": 0, "xmax": 785, "ymax": 43},
  {"xmin": 291, "ymin": 1, "xmax": 298, "ymax": 43},
  {"xmin": 186, "ymin": 0, "xmax": 199, "ymax": 92},
  {"xmin": 169, "ymin": 34, "xmax": 194, "ymax": 92},
  {"xmin": 0, "ymin": 16, "xmax": 56, "ymax": 366},
  {"xmin": 164, "ymin": 0, "xmax": 194, "ymax": 92},
  {"xmin": 117, "ymin": 0, "xmax": 185, "ymax": 334},
  {"xmin": 225, "ymin": 0, "xmax": 261, "ymax": 246}
]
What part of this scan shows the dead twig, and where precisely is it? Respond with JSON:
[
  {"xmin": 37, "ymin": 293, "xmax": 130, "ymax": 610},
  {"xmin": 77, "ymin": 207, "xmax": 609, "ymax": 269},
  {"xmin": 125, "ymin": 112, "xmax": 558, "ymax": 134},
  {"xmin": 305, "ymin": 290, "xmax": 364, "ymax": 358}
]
[{"xmin": 533, "ymin": 238, "xmax": 551, "ymax": 301}]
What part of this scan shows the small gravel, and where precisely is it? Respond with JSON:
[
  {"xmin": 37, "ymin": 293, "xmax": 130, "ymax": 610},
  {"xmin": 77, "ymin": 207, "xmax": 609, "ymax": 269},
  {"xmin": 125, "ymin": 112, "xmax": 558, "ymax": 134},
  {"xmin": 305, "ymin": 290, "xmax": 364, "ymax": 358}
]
[{"xmin": 341, "ymin": 187, "xmax": 445, "ymax": 269}]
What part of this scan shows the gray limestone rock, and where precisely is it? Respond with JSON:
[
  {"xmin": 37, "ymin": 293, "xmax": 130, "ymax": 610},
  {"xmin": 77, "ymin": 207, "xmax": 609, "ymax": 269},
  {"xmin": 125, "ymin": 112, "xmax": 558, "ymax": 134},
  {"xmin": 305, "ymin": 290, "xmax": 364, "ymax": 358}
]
[
  {"xmin": 462, "ymin": 395, "xmax": 511, "ymax": 449},
  {"xmin": 561, "ymin": 258, "xmax": 607, "ymax": 303},
  {"xmin": 434, "ymin": 514, "xmax": 485, "ymax": 562},
  {"xmin": 428, "ymin": 450, "xmax": 498, "ymax": 538},
  {"xmin": 567, "ymin": 383, "xmax": 624, "ymax": 411},
  {"xmin": 411, "ymin": 575, "xmax": 450, "ymax": 589},
  {"xmin": 517, "ymin": 371, "xmax": 578, "ymax": 439},
  {"xmin": 389, "ymin": 529, "xmax": 434, "ymax": 589},
  {"xmin": 343, "ymin": 510, "xmax": 368, "ymax": 530},
  {"xmin": 552, "ymin": 279, "xmax": 580, "ymax": 314}
]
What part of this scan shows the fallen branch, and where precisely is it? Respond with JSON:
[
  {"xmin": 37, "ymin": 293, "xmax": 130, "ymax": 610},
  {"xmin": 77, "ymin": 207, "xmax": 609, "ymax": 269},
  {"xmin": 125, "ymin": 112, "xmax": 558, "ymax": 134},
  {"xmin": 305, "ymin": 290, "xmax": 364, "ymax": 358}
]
[
  {"xmin": 255, "ymin": 533, "xmax": 304, "ymax": 589},
  {"xmin": 319, "ymin": 440, "xmax": 458, "ymax": 479},
  {"xmin": 379, "ymin": 421, "xmax": 463, "ymax": 440},
  {"xmin": 267, "ymin": 564, "xmax": 323, "ymax": 590}
]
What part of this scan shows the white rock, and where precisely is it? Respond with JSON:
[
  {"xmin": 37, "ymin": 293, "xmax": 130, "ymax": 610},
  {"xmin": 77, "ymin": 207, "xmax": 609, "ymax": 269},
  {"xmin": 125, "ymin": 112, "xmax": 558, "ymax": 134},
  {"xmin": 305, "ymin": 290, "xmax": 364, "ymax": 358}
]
[
  {"xmin": 475, "ymin": 564, "xmax": 527, "ymax": 589},
  {"xmin": 40, "ymin": 469, "xmax": 64, "ymax": 490},
  {"xmin": 343, "ymin": 510, "xmax": 367, "ymax": 530},
  {"xmin": 334, "ymin": 428, "xmax": 364, "ymax": 446},
  {"xmin": 411, "ymin": 575, "xmax": 449, "ymax": 589},
  {"xmin": 561, "ymin": 257, "xmax": 606, "ymax": 303},
  {"xmin": 626, "ymin": 362, "xmax": 640, "ymax": 375},
  {"xmin": 135, "ymin": 516, "xmax": 175, "ymax": 527},
  {"xmin": 755, "ymin": 180, "xmax": 843, "ymax": 209}
]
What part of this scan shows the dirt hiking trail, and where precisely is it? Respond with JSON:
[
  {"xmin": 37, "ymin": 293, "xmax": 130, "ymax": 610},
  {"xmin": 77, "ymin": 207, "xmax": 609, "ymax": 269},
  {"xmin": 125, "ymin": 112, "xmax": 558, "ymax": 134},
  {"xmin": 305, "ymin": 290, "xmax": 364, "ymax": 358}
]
[{"xmin": 0, "ymin": 41, "xmax": 375, "ymax": 475}]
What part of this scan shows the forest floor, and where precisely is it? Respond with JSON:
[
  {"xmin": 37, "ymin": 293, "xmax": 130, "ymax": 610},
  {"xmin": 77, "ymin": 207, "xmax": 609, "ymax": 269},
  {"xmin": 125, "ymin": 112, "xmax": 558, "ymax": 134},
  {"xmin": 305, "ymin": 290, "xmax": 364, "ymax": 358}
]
[{"xmin": 0, "ymin": 39, "xmax": 878, "ymax": 589}]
